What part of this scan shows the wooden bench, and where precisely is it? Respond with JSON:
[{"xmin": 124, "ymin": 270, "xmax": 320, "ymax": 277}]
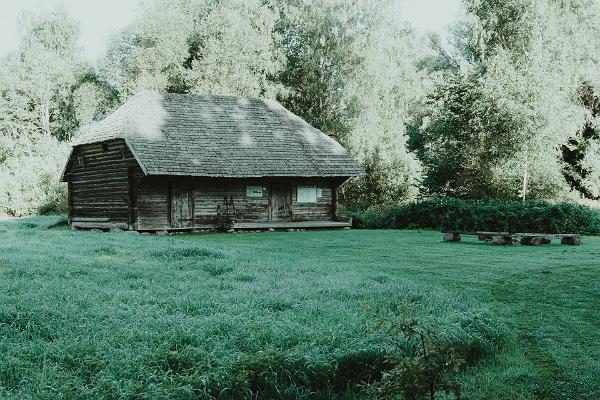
[
  {"xmin": 476, "ymin": 232, "xmax": 514, "ymax": 245},
  {"xmin": 558, "ymin": 234, "xmax": 582, "ymax": 246},
  {"xmin": 514, "ymin": 233, "xmax": 581, "ymax": 246},
  {"xmin": 442, "ymin": 232, "xmax": 581, "ymax": 246},
  {"xmin": 477, "ymin": 231, "xmax": 510, "ymax": 242},
  {"xmin": 442, "ymin": 232, "xmax": 462, "ymax": 242},
  {"xmin": 443, "ymin": 231, "xmax": 513, "ymax": 244}
]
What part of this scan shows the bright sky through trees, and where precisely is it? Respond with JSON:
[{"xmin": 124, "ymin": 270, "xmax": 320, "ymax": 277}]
[
  {"xmin": 0, "ymin": 0, "xmax": 141, "ymax": 60},
  {"xmin": 0, "ymin": 0, "xmax": 463, "ymax": 59}
]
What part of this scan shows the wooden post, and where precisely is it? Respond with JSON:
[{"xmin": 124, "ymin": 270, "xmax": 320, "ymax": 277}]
[
  {"xmin": 167, "ymin": 182, "xmax": 172, "ymax": 227},
  {"xmin": 268, "ymin": 182, "xmax": 273, "ymax": 222},
  {"xmin": 191, "ymin": 189, "xmax": 196, "ymax": 227},
  {"xmin": 289, "ymin": 186, "xmax": 293, "ymax": 221},
  {"xmin": 67, "ymin": 176, "xmax": 73, "ymax": 225},
  {"xmin": 127, "ymin": 167, "xmax": 134, "ymax": 230},
  {"xmin": 332, "ymin": 183, "xmax": 338, "ymax": 220}
]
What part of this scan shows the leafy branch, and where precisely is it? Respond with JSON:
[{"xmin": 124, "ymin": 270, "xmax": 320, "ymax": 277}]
[{"xmin": 365, "ymin": 300, "xmax": 465, "ymax": 400}]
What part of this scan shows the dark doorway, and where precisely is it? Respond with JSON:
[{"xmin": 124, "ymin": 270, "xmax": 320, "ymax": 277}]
[
  {"xmin": 269, "ymin": 185, "xmax": 292, "ymax": 221},
  {"xmin": 171, "ymin": 189, "xmax": 193, "ymax": 228}
]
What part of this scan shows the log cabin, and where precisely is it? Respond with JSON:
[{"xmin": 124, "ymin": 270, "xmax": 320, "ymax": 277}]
[{"xmin": 61, "ymin": 91, "xmax": 364, "ymax": 231}]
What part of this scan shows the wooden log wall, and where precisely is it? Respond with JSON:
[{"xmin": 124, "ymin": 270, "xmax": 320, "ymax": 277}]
[
  {"xmin": 66, "ymin": 141, "xmax": 348, "ymax": 231},
  {"xmin": 291, "ymin": 184, "xmax": 334, "ymax": 221},
  {"xmin": 135, "ymin": 177, "xmax": 342, "ymax": 230},
  {"xmin": 195, "ymin": 179, "xmax": 270, "ymax": 224},
  {"xmin": 65, "ymin": 139, "xmax": 142, "ymax": 229},
  {"xmin": 136, "ymin": 177, "xmax": 170, "ymax": 230}
]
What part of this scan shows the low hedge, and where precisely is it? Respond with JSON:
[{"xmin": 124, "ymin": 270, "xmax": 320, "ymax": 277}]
[{"xmin": 347, "ymin": 197, "xmax": 600, "ymax": 235}]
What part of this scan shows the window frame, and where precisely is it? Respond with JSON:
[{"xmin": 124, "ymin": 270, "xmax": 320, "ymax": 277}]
[
  {"xmin": 245, "ymin": 185, "xmax": 263, "ymax": 198},
  {"xmin": 296, "ymin": 186, "xmax": 318, "ymax": 204}
]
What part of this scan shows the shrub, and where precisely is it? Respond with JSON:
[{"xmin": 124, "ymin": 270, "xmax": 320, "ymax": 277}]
[
  {"xmin": 348, "ymin": 197, "xmax": 600, "ymax": 235},
  {"xmin": 0, "ymin": 138, "xmax": 69, "ymax": 216},
  {"xmin": 366, "ymin": 301, "xmax": 465, "ymax": 400}
]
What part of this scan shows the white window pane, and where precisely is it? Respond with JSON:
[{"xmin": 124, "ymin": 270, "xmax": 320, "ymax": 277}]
[
  {"xmin": 246, "ymin": 186, "xmax": 263, "ymax": 197},
  {"xmin": 297, "ymin": 186, "xmax": 317, "ymax": 203}
]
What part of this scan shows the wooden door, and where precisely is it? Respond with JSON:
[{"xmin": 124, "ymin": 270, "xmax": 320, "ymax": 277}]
[
  {"xmin": 269, "ymin": 185, "xmax": 292, "ymax": 221},
  {"xmin": 171, "ymin": 189, "xmax": 193, "ymax": 228}
]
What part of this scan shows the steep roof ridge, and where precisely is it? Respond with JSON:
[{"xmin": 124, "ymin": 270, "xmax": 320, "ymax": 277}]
[{"xmin": 66, "ymin": 91, "xmax": 364, "ymax": 178}]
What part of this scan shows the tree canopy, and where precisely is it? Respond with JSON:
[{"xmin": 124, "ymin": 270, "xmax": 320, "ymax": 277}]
[{"xmin": 1, "ymin": 0, "xmax": 599, "ymax": 214}]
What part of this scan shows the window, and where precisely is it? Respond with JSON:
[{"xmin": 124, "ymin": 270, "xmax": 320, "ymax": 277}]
[
  {"xmin": 297, "ymin": 186, "xmax": 317, "ymax": 203},
  {"xmin": 246, "ymin": 186, "xmax": 263, "ymax": 197}
]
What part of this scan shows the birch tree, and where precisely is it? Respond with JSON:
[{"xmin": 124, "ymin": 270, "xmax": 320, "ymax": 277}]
[
  {"xmin": 100, "ymin": 0, "xmax": 284, "ymax": 99},
  {"xmin": 412, "ymin": 0, "xmax": 600, "ymax": 200},
  {"xmin": 17, "ymin": 6, "xmax": 82, "ymax": 140},
  {"xmin": 0, "ymin": 7, "xmax": 84, "ymax": 215}
]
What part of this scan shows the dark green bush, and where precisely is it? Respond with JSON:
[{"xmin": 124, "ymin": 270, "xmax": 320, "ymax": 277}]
[
  {"xmin": 348, "ymin": 197, "xmax": 600, "ymax": 235},
  {"xmin": 37, "ymin": 190, "xmax": 68, "ymax": 215}
]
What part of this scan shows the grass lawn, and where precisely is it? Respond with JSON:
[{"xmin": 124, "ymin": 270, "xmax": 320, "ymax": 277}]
[{"xmin": 0, "ymin": 216, "xmax": 599, "ymax": 399}]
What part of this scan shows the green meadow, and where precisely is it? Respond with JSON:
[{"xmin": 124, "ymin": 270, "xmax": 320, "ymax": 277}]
[{"xmin": 0, "ymin": 216, "xmax": 598, "ymax": 399}]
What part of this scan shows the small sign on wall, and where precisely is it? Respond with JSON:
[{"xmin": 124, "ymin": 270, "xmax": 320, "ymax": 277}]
[{"xmin": 246, "ymin": 186, "xmax": 263, "ymax": 197}]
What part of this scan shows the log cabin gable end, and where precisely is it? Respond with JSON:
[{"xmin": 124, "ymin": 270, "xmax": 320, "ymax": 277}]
[{"xmin": 61, "ymin": 139, "xmax": 144, "ymax": 182}]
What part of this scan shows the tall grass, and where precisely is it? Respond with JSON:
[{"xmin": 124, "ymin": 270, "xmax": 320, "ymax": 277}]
[{"xmin": 0, "ymin": 217, "xmax": 509, "ymax": 399}]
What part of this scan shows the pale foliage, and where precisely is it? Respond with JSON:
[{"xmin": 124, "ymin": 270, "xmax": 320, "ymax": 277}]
[
  {"xmin": 100, "ymin": 0, "xmax": 284, "ymax": 98},
  {"xmin": 186, "ymin": 0, "xmax": 285, "ymax": 97},
  {"xmin": 17, "ymin": 6, "xmax": 82, "ymax": 138},
  {"xmin": 99, "ymin": 0, "xmax": 195, "ymax": 96},
  {"xmin": 451, "ymin": 0, "xmax": 600, "ymax": 199},
  {"xmin": 345, "ymin": 4, "xmax": 425, "ymax": 199},
  {"xmin": 73, "ymin": 82, "xmax": 105, "ymax": 127},
  {"xmin": 0, "ymin": 137, "xmax": 69, "ymax": 216},
  {"xmin": 0, "ymin": 7, "xmax": 83, "ymax": 214},
  {"xmin": 2, "ymin": 0, "xmax": 600, "ymax": 215},
  {"xmin": 581, "ymin": 140, "xmax": 600, "ymax": 198},
  {"xmin": 0, "ymin": 56, "xmax": 38, "ymax": 155}
]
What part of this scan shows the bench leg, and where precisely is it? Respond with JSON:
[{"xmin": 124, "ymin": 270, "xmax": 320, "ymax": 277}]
[
  {"xmin": 561, "ymin": 236, "xmax": 581, "ymax": 246},
  {"xmin": 491, "ymin": 235, "xmax": 513, "ymax": 245},
  {"xmin": 521, "ymin": 236, "xmax": 551, "ymax": 245},
  {"xmin": 443, "ymin": 233, "xmax": 461, "ymax": 242}
]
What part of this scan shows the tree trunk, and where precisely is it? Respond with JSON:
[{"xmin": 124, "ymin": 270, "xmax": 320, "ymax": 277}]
[
  {"xmin": 41, "ymin": 99, "xmax": 51, "ymax": 138},
  {"xmin": 521, "ymin": 148, "xmax": 529, "ymax": 202}
]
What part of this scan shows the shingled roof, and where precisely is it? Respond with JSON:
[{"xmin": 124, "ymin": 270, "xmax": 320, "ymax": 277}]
[{"xmin": 71, "ymin": 91, "xmax": 364, "ymax": 178}]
